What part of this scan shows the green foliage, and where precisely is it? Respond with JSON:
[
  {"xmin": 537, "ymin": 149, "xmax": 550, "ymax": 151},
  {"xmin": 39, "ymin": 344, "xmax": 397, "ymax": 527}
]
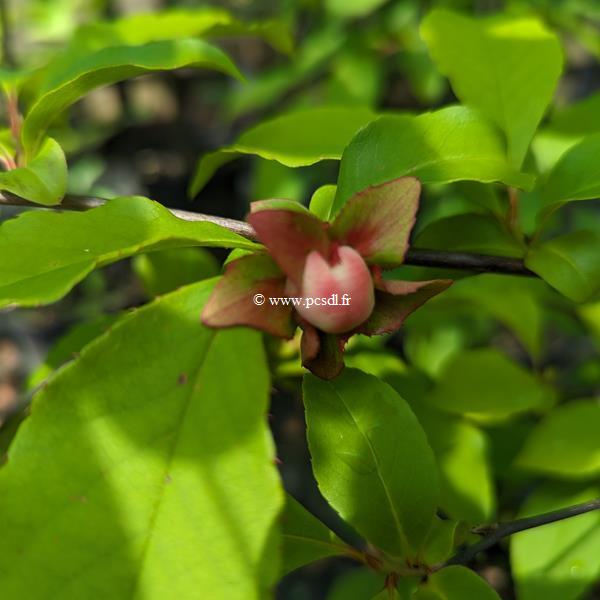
[
  {"xmin": 0, "ymin": 280, "xmax": 283, "ymax": 598},
  {"xmin": 23, "ymin": 38, "xmax": 242, "ymax": 154},
  {"xmin": 334, "ymin": 106, "xmax": 534, "ymax": 215},
  {"xmin": 425, "ymin": 349, "xmax": 554, "ymax": 421},
  {"xmin": 303, "ymin": 369, "xmax": 438, "ymax": 558},
  {"xmin": 189, "ymin": 107, "xmax": 374, "ymax": 197},
  {"xmin": 413, "ymin": 565, "xmax": 500, "ymax": 599},
  {"xmin": 525, "ymin": 231, "xmax": 600, "ymax": 302},
  {"xmin": 421, "ymin": 10, "xmax": 562, "ymax": 168},
  {"xmin": 133, "ymin": 247, "xmax": 220, "ymax": 297},
  {"xmin": 0, "ymin": 196, "xmax": 257, "ymax": 309},
  {"xmin": 511, "ymin": 484, "xmax": 600, "ymax": 600},
  {"xmin": 516, "ymin": 399, "xmax": 600, "ymax": 479},
  {"xmin": 0, "ymin": 137, "xmax": 66, "ymax": 205},
  {"xmin": 539, "ymin": 133, "xmax": 600, "ymax": 218},
  {"xmin": 280, "ymin": 494, "xmax": 347, "ymax": 575}
]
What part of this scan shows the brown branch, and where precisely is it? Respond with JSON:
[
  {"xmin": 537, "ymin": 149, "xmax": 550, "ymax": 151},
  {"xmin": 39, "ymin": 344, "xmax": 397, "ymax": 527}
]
[
  {"xmin": 0, "ymin": 192, "xmax": 536, "ymax": 276},
  {"xmin": 442, "ymin": 497, "xmax": 600, "ymax": 568}
]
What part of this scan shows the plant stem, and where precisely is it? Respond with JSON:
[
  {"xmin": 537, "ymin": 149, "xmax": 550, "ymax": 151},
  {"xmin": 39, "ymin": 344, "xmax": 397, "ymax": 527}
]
[
  {"xmin": 0, "ymin": 191, "xmax": 537, "ymax": 277},
  {"xmin": 442, "ymin": 497, "xmax": 600, "ymax": 568}
]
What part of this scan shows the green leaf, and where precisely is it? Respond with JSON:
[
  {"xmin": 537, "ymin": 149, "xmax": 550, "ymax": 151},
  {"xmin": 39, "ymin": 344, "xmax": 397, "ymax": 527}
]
[
  {"xmin": 516, "ymin": 399, "xmax": 600, "ymax": 479},
  {"xmin": 538, "ymin": 133, "xmax": 600, "ymax": 219},
  {"xmin": 133, "ymin": 247, "xmax": 220, "ymax": 297},
  {"xmin": 426, "ymin": 349, "xmax": 554, "ymax": 422},
  {"xmin": 0, "ymin": 196, "xmax": 258, "ymax": 309},
  {"xmin": 525, "ymin": 231, "xmax": 600, "ymax": 303},
  {"xmin": 0, "ymin": 280, "xmax": 283, "ymax": 598},
  {"xmin": 327, "ymin": 569, "xmax": 386, "ymax": 600},
  {"xmin": 303, "ymin": 368, "xmax": 438, "ymax": 558},
  {"xmin": 421, "ymin": 9, "xmax": 563, "ymax": 168},
  {"xmin": 46, "ymin": 7, "xmax": 292, "ymax": 58},
  {"xmin": 422, "ymin": 518, "xmax": 462, "ymax": 565},
  {"xmin": 413, "ymin": 565, "xmax": 500, "ymax": 600},
  {"xmin": 280, "ymin": 494, "xmax": 347, "ymax": 575},
  {"xmin": 325, "ymin": 0, "xmax": 388, "ymax": 18},
  {"xmin": 414, "ymin": 214, "xmax": 525, "ymax": 258},
  {"xmin": 0, "ymin": 137, "xmax": 66, "ymax": 205},
  {"xmin": 443, "ymin": 274, "xmax": 543, "ymax": 358},
  {"xmin": 309, "ymin": 184, "xmax": 337, "ymax": 221},
  {"xmin": 511, "ymin": 483, "xmax": 600, "ymax": 600},
  {"xmin": 189, "ymin": 107, "xmax": 374, "ymax": 197},
  {"xmin": 417, "ymin": 408, "xmax": 495, "ymax": 523},
  {"xmin": 27, "ymin": 313, "xmax": 121, "ymax": 389},
  {"xmin": 334, "ymin": 106, "xmax": 534, "ymax": 215},
  {"xmin": 22, "ymin": 38, "xmax": 242, "ymax": 154}
]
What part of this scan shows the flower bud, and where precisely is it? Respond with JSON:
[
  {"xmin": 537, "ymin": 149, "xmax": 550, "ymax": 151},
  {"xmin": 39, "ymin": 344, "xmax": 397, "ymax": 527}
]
[{"xmin": 296, "ymin": 246, "xmax": 375, "ymax": 334}]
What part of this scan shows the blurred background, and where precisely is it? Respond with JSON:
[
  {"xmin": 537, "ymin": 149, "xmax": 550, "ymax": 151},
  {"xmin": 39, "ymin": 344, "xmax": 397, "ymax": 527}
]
[{"xmin": 0, "ymin": 0, "xmax": 599, "ymax": 598}]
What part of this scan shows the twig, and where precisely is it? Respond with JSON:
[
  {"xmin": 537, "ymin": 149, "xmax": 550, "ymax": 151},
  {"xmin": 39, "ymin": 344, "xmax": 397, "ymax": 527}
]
[
  {"xmin": 0, "ymin": 191, "xmax": 537, "ymax": 276},
  {"xmin": 442, "ymin": 497, "xmax": 600, "ymax": 568}
]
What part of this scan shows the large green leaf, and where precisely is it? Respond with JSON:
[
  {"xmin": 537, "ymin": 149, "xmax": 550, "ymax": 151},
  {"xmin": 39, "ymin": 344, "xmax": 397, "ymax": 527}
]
[
  {"xmin": 426, "ymin": 349, "xmax": 554, "ymax": 421},
  {"xmin": 413, "ymin": 566, "xmax": 500, "ymax": 599},
  {"xmin": 189, "ymin": 107, "xmax": 375, "ymax": 197},
  {"xmin": 0, "ymin": 137, "xmax": 66, "ymax": 205},
  {"xmin": 0, "ymin": 280, "xmax": 283, "ymax": 598},
  {"xmin": 421, "ymin": 9, "xmax": 562, "ymax": 168},
  {"xmin": 303, "ymin": 368, "xmax": 438, "ymax": 558},
  {"xmin": 280, "ymin": 494, "xmax": 347, "ymax": 576},
  {"xmin": 22, "ymin": 38, "xmax": 242, "ymax": 154},
  {"xmin": 538, "ymin": 133, "xmax": 600, "ymax": 219},
  {"xmin": 525, "ymin": 231, "xmax": 600, "ymax": 303},
  {"xmin": 325, "ymin": 0, "xmax": 388, "ymax": 18},
  {"xmin": 334, "ymin": 106, "xmax": 534, "ymax": 215},
  {"xmin": 0, "ymin": 196, "xmax": 258, "ymax": 309},
  {"xmin": 511, "ymin": 484, "xmax": 600, "ymax": 600},
  {"xmin": 516, "ymin": 399, "xmax": 600, "ymax": 479}
]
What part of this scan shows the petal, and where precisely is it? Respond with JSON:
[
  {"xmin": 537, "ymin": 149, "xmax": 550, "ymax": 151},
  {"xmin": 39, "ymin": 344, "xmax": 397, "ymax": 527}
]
[
  {"xmin": 357, "ymin": 277, "xmax": 453, "ymax": 336},
  {"xmin": 248, "ymin": 202, "xmax": 330, "ymax": 286},
  {"xmin": 202, "ymin": 252, "xmax": 294, "ymax": 338},
  {"xmin": 330, "ymin": 177, "xmax": 421, "ymax": 266},
  {"xmin": 300, "ymin": 320, "xmax": 347, "ymax": 380}
]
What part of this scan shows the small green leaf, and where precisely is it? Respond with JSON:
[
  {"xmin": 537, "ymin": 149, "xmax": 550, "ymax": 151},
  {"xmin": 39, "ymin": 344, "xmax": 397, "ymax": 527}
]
[
  {"xmin": 281, "ymin": 494, "xmax": 347, "ymax": 575},
  {"xmin": 413, "ymin": 565, "xmax": 501, "ymax": 599},
  {"xmin": 0, "ymin": 196, "xmax": 258, "ymax": 309},
  {"xmin": 422, "ymin": 518, "xmax": 462, "ymax": 565},
  {"xmin": 414, "ymin": 214, "xmax": 525, "ymax": 258},
  {"xmin": 516, "ymin": 399, "xmax": 600, "ymax": 479},
  {"xmin": 303, "ymin": 368, "xmax": 439, "ymax": 558},
  {"xmin": 421, "ymin": 9, "xmax": 563, "ymax": 168},
  {"xmin": 525, "ymin": 231, "xmax": 600, "ymax": 303},
  {"xmin": 189, "ymin": 107, "xmax": 374, "ymax": 197},
  {"xmin": 538, "ymin": 133, "xmax": 600, "ymax": 219},
  {"xmin": 22, "ymin": 38, "xmax": 242, "ymax": 154},
  {"xmin": 309, "ymin": 184, "xmax": 337, "ymax": 220},
  {"xmin": 511, "ymin": 483, "xmax": 600, "ymax": 600},
  {"xmin": 133, "ymin": 247, "xmax": 220, "ymax": 297},
  {"xmin": 334, "ymin": 106, "xmax": 534, "ymax": 215},
  {"xmin": 0, "ymin": 138, "xmax": 66, "ymax": 205},
  {"xmin": 426, "ymin": 349, "xmax": 554, "ymax": 421},
  {"xmin": 0, "ymin": 280, "xmax": 283, "ymax": 598}
]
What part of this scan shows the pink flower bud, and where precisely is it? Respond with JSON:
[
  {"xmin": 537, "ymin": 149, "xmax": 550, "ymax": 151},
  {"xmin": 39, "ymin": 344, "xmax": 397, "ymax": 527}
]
[{"xmin": 296, "ymin": 245, "xmax": 375, "ymax": 334}]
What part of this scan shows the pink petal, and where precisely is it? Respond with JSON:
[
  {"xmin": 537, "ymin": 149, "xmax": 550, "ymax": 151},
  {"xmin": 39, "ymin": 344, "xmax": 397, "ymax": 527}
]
[{"xmin": 330, "ymin": 177, "xmax": 421, "ymax": 267}]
